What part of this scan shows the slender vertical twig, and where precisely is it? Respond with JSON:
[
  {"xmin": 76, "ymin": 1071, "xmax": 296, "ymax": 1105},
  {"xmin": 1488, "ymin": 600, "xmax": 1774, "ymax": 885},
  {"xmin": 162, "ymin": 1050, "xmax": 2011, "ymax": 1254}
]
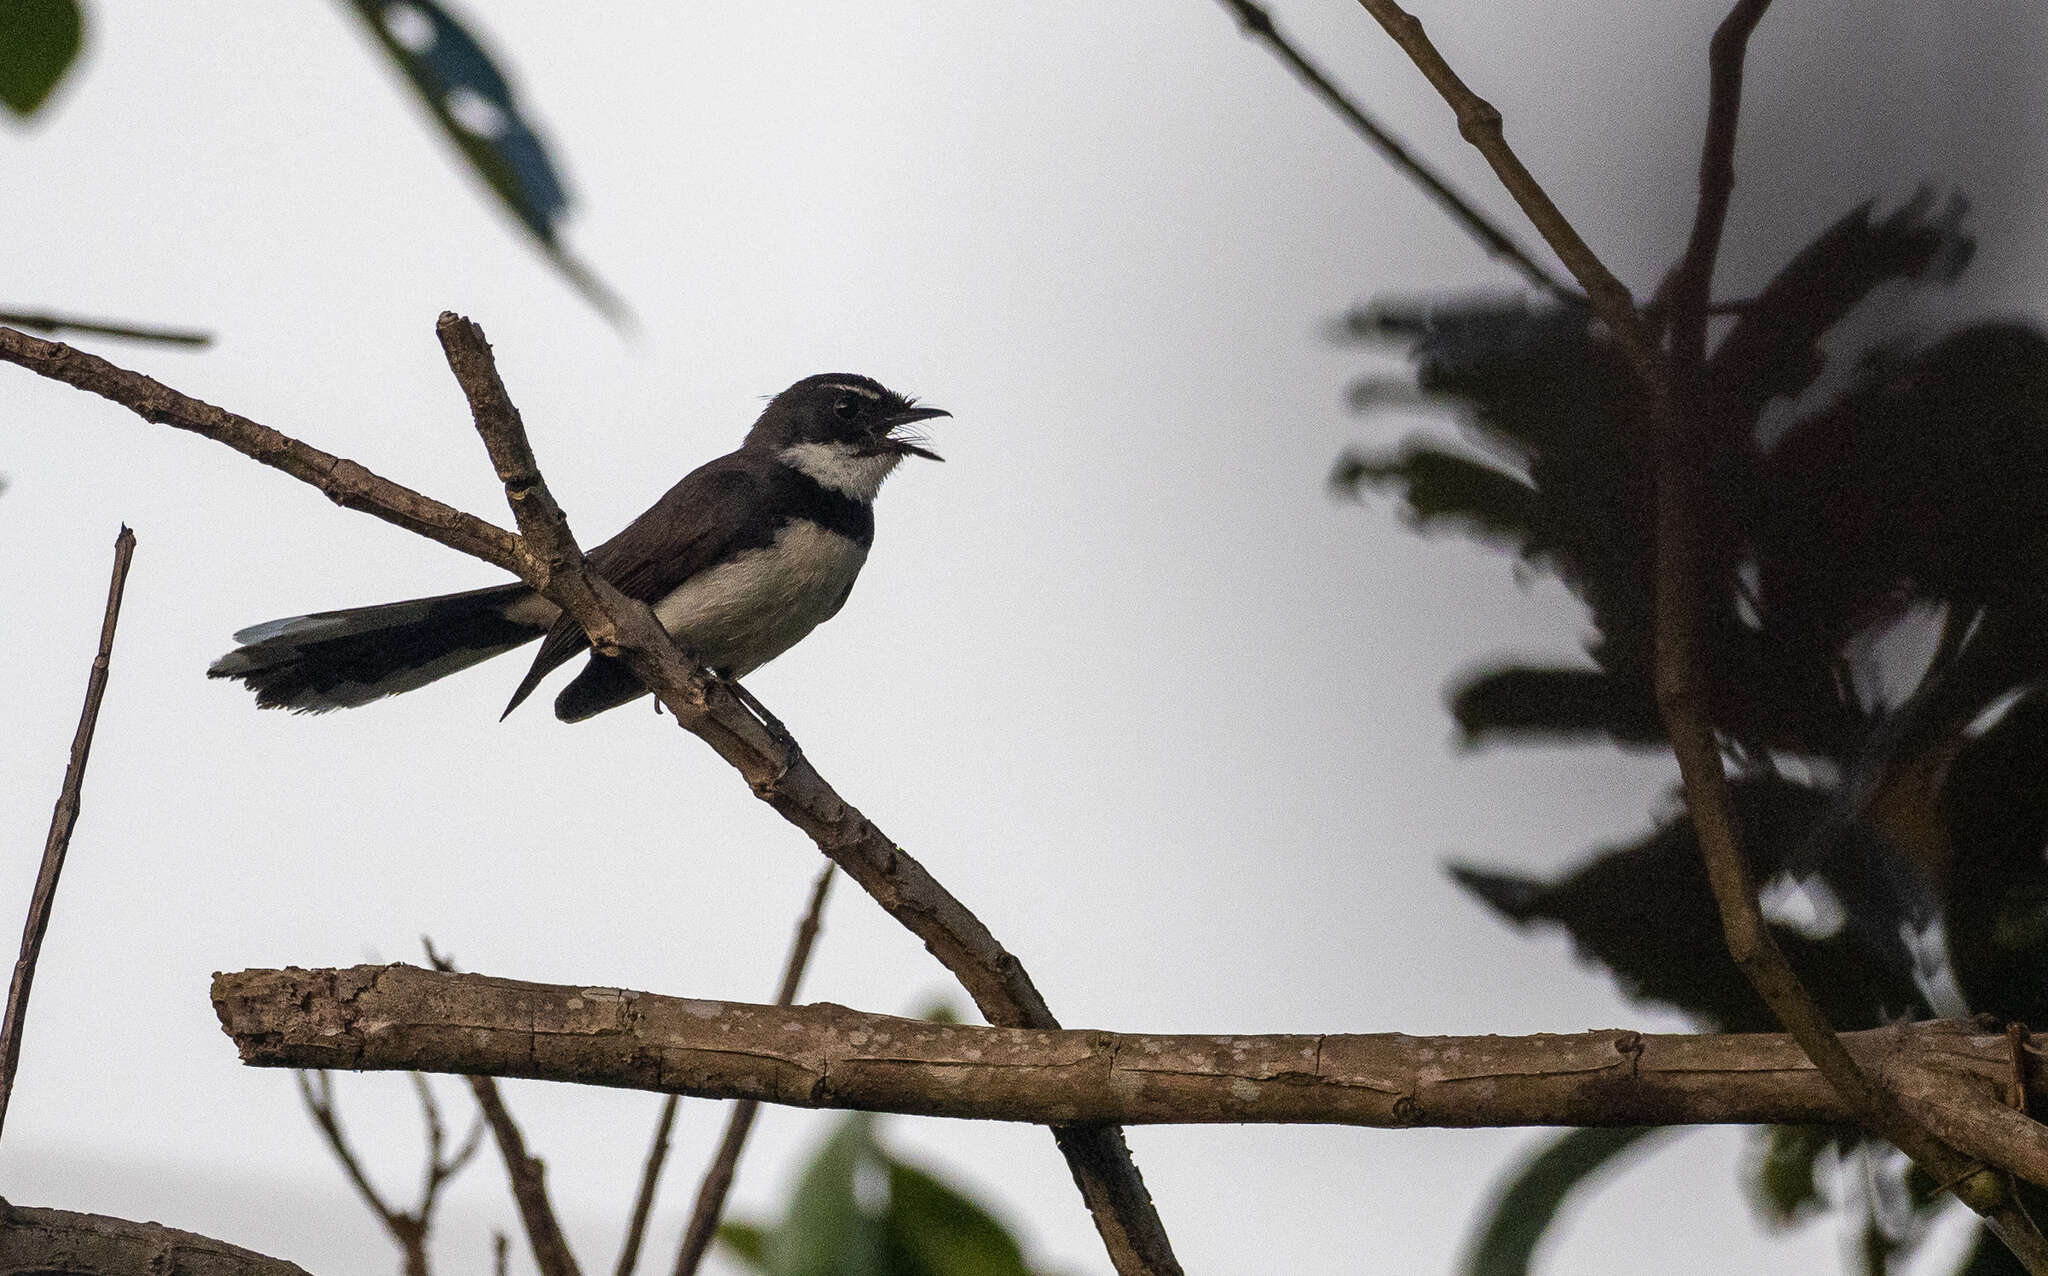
[
  {"xmin": 669, "ymin": 864, "xmax": 837, "ymax": 1276},
  {"xmin": 1347, "ymin": 2, "xmax": 2048, "ymax": 1265},
  {"xmin": 0, "ymin": 526, "xmax": 136, "ymax": 1142},
  {"xmin": 1650, "ymin": 0, "xmax": 1774, "ymax": 362},
  {"xmin": 1208, "ymin": 0, "xmax": 1577, "ymax": 301}
]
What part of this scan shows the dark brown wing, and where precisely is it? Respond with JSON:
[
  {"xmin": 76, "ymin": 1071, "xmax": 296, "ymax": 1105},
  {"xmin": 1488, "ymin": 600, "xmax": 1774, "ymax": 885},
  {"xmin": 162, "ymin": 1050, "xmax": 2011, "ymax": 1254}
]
[{"xmin": 499, "ymin": 458, "xmax": 783, "ymax": 718}]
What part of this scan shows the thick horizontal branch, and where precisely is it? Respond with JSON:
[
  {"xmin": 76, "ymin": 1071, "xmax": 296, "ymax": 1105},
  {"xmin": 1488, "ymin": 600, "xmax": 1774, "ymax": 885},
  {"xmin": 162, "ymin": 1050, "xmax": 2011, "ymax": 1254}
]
[
  {"xmin": 0, "ymin": 1205, "xmax": 313, "ymax": 1275},
  {"xmin": 212, "ymin": 965, "xmax": 2048, "ymax": 1147}
]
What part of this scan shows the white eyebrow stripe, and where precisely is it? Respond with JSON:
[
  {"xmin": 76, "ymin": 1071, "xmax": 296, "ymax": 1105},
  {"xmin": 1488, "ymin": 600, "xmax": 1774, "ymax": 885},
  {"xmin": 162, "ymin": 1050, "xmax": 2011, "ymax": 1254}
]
[{"xmin": 820, "ymin": 382, "xmax": 882, "ymax": 399}]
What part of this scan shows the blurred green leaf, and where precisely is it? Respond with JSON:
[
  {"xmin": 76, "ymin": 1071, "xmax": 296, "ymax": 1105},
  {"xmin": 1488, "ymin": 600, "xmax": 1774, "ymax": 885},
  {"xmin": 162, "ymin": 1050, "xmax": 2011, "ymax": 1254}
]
[
  {"xmin": 0, "ymin": 0, "xmax": 82, "ymax": 117},
  {"xmin": 886, "ymin": 1162, "xmax": 1034, "ymax": 1276},
  {"xmin": 1460, "ymin": 1126, "xmax": 1666, "ymax": 1276},
  {"xmin": 339, "ymin": 0, "xmax": 626, "ymax": 323},
  {"xmin": 724, "ymin": 1113, "xmax": 1046, "ymax": 1276},
  {"xmin": 718, "ymin": 1222, "xmax": 771, "ymax": 1272},
  {"xmin": 766, "ymin": 1113, "xmax": 890, "ymax": 1276},
  {"xmin": 1748, "ymin": 1125, "xmax": 1833, "ymax": 1228}
]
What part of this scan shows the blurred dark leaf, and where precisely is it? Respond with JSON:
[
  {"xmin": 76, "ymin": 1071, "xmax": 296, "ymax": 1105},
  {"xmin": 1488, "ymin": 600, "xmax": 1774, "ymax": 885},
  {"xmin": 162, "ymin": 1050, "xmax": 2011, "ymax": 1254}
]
[
  {"xmin": 1748, "ymin": 1125, "xmax": 1835, "ymax": 1228},
  {"xmin": 1759, "ymin": 323, "xmax": 2048, "ymax": 661},
  {"xmin": 0, "ymin": 0, "xmax": 82, "ymax": 117},
  {"xmin": 1450, "ymin": 778, "xmax": 1930, "ymax": 1031},
  {"xmin": 1332, "ymin": 439, "xmax": 1538, "ymax": 546},
  {"xmin": 1943, "ymin": 691, "xmax": 2048, "ymax": 1024},
  {"xmin": 1459, "ymin": 1126, "xmax": 1667, "ymax": 1276},
  {"xmin": 1705, "ymin": 195, "xmax": 1974, "ymax": 436},
  {"xmin": 886, "ymin": 1163, "xmax": 1034, "ymax": 1276},
  {"xmin": 1951, "ymin": 1186, "xmax": 2048, "ymax": 1276},
  {"xmin": 1447, "ymin": 665, "xmax": 1665, "ymax": 748},
  {"xmin": 1957, "ymin": 1226, "xmax": 2029, "ymax": 1276},
  {"xmin": 340, "ymin": 0, "xmax": 627, "ymax": 323}
]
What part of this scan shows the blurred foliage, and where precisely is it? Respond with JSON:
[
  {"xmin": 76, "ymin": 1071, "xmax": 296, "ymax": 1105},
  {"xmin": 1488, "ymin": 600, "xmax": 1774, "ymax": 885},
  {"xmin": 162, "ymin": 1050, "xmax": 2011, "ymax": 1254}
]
[
  {"xmin": 1460, "ymin": 1126, "xmax": 1668, "ymax": 1276},
  {"xmin": 1339, "ymin": 192, "xmax": 2048, "ymax": 1273},
  {"xmin": 0, "ymin": 0, "xmax": 81, "ymax": 118},
  {"xmin": 3, "ymin": 0, "xmax": 617, "ymax": 323},
  {"xmin": 719, "ymin": 1112, "xmax": 1049, "ymax": 1276},
  {"xmin": 338, "ymin": 0, "xmax": 626, "ymax": 324}
]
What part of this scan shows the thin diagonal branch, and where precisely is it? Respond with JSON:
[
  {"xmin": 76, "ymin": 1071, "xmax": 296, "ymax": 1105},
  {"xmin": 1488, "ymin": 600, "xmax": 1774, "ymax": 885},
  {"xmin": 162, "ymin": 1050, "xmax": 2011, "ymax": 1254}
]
[
  {"xmin": 669, "ymin": 864, "xmax": 837, "ymax": 1276},
  {"xmin": 0, "ymin": 327, "xmax": 526, "ymax": 572},
  {"xmin": 465, "ymin": 1071, "xmax": 583, "ymax": 1276},
  {"xmin": 430, "ymin": 314, "xmax": 1181, "ymax": 1276},
  {"xmin": 1346, "ymin": 5, "xmax": 2048, "ymax": 1267},
  {"xmin": 0, "ymin": 308, "xmax": 212, "ymax": 348},
  {"xmin": 1209, "ymin": 0, "xmax": 1576, "ymax": 301},
  {"xmin": 1650, "ymin": 0, "xmax": 1773, "ymax": 363},
  {"xmin": 296, "ymin": 1071, "xmax": 403, "ymax": 1230},
  {"xmin": 0, "ymin": 525, "xmax": 135, "ymax": 1143},
  {"xmin": 1349, "ymin": 1, "xmax": 1649, "ymax": 368},
  {"xmin": 425, "ymin": 942, "xmax": 583, "ymax": 1276},
  {"xmin": 613, "ymin": 1092, "xmax": 678, "ymax": 1276}
]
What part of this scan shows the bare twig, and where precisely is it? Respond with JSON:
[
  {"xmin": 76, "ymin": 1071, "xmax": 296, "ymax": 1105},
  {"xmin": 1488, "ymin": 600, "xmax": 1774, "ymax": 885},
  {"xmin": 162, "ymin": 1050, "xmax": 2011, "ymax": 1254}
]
[
  {"xmin": 423, "ymin": 942, "xmax": 584, "ymax": 1276},
  {"xmin": 0, "ymin": 328, "xmax": 525, "ymax": 572},
  {"xmin": 1348, "ymin": 1, "xmax": 1650, "ymax": 366},
  {"xmin": 1649, "ymin": 0, "xmax": 1774, "ymax": 363},
  {"xmin": 613, "ymin": 1092, "xmax": 678, "ymax": 1276},
  {"xmin": 495, "ymin": 1232, "xmax": 510, "ymax": 1276},
  {"xmin": 298, "ymin": 1074, "xmax": 425, "ymax": 1276},
  {"xmin": 1348, "ymin": 3, "xmax": 2048, "ymax": 1265},
  {"xmin": 297, "ymin": 1071, "xmax": 403, "ymax": 1232},
  {"xmin": 464, "ymin": 1072, "xmax": 584, "ymax": 1276},
  {"xmin": 1209, "ymin": 0, "xmax": 1576, "ymax": 301},
  {"xmin": 0, "ymin": 526, "xmax": 135, "ymax": 1142},
  {"xmin": 0, "ymin": 318, "xmax": 1182, "ymax": 1274},
  {"xmin": 295, "ymin": 1066, "xmax": 484, "ymax": 1276},
  {"xmin": 669, "ymin": 864, "xmax": 837, "ymax": 1276},
  {"xmin": 430, "ymin": 314, "xmax": 1181, "ymax": 1276},
  {"xmin": 212, "ymin": 965, "xmax": 2048, "ymax": 1173},
  {"xmin": 412, "ymin": 1071, "xmax": 488, "ymax": 1224},
  {"xmin": 0, "ymin": 308, "xmax": 211, "ymax": 348}
]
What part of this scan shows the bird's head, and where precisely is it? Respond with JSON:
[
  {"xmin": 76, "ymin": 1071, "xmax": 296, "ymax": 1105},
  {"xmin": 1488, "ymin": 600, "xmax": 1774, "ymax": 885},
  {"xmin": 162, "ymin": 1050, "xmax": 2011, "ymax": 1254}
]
[{"xmin": 750, "ymin": 373, "xmax": 949, "ymax": 464}]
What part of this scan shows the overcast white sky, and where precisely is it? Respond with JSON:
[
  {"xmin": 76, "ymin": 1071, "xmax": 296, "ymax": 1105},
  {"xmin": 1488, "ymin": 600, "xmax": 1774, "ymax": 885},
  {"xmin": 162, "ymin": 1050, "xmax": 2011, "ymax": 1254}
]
[{"xmin": 3, "ymin": 2, "xmax": 2044, "ymax": 1274}]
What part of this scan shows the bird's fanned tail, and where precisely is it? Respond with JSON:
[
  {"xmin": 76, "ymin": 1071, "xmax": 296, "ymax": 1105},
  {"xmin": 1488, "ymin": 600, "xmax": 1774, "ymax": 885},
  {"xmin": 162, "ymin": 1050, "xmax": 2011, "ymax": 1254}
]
[{"xmin": 208, "ymin": 583, "xmax": 552, "ymax": 712}]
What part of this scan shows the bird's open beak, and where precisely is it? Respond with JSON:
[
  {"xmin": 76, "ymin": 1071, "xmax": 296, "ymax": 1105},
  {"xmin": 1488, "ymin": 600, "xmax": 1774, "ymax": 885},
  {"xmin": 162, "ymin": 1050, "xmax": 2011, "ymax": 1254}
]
[{"xmin": 881, "ymin": 405, "xmax": 950, "ymax": 461}]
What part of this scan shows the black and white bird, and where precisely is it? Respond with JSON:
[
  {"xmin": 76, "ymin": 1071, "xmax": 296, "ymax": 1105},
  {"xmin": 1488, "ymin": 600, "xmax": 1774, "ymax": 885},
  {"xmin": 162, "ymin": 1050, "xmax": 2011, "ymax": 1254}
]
[{"xmin": 208, "ymin": 374, "xmax": 948, "ymax": 722}]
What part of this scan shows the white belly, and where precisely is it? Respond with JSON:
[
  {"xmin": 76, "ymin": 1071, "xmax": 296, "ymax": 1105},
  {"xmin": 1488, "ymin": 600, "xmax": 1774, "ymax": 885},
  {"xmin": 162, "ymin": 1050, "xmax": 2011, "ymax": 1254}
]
[{"xmin": 649, "ymin": 520, "xmax": 869, "ymax": 676}]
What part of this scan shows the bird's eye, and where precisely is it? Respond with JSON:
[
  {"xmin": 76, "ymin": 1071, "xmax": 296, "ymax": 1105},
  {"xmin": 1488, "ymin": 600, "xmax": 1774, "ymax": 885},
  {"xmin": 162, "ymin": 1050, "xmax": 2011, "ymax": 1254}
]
[{"xmin": 833, "ymin": 396, "xmax": 861, "ymax": 421}]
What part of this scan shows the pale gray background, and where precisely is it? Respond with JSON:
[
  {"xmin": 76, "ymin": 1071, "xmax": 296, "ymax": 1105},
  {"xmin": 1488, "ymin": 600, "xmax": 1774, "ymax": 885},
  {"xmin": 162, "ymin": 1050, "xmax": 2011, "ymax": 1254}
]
[{"xmin": 3, "ymin": 2, "xmax": 2043, "ymax": 1273}]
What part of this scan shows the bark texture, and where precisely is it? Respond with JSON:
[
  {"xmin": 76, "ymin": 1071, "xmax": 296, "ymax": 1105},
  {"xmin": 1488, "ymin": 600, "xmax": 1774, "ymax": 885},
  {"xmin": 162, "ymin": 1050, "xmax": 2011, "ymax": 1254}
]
[
  {"xmin": 0, "ymin": 1206, "xmax": 313, "ymax": 1276},
  {"xmin": 214, "ymin": 965, "xmax": 2045, "ymax": 1142}
]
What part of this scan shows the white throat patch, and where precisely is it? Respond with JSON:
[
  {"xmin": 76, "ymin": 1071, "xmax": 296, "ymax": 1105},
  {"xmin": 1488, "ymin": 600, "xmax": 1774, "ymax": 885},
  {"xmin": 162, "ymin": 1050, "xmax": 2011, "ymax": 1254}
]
[{"xmin": 779, "ymin": 441, "xmax": 901, "ymax": 500}]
